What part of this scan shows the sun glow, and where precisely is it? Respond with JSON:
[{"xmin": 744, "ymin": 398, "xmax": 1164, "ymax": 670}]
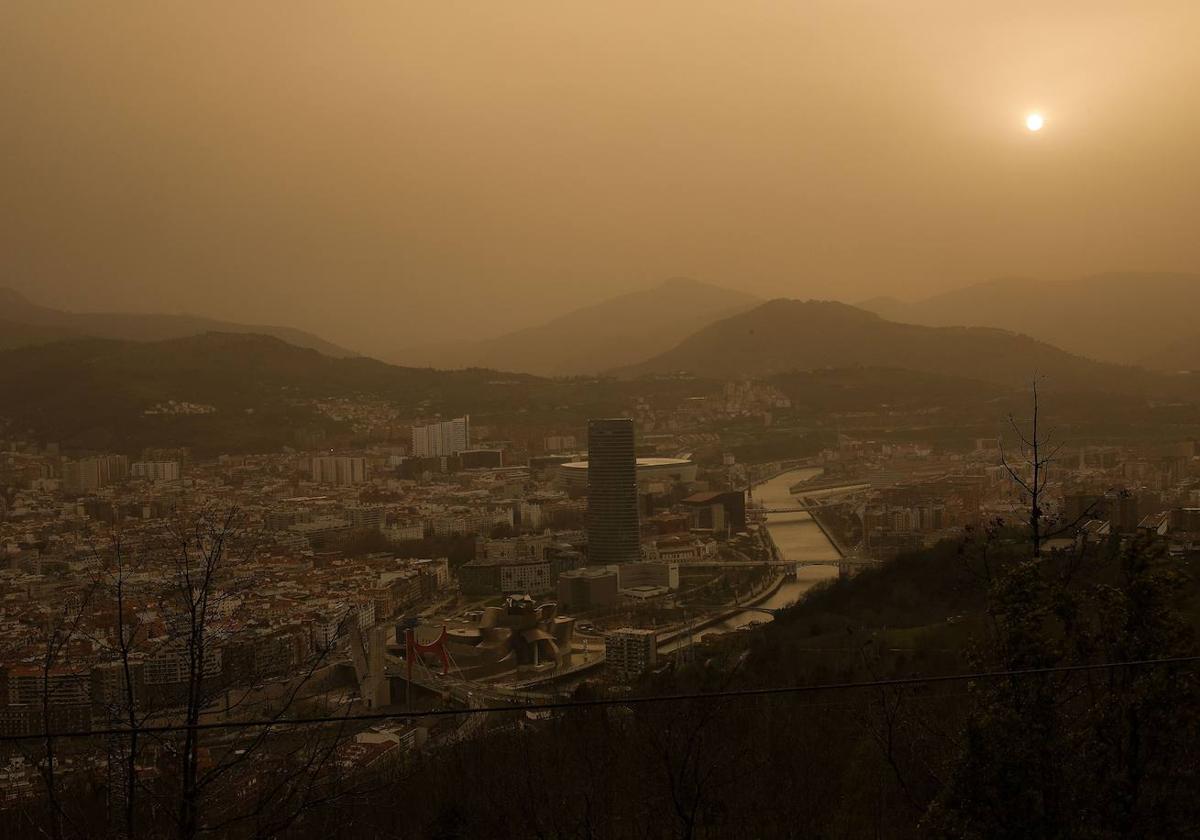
[{"xmin": 1025, "ymin": 113, "xmax": 1045, "ymax": 132}]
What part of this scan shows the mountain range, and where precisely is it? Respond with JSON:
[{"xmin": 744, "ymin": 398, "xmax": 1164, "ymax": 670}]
[
  {"xmin": 0, "ymin": 287, "xmax": 356, "ymax": 357},
  {"xmin": 615, "ymin": 298, "xmax": 1146, "ymax": 393},
  {"xmin": 391, "ymin": 277, "xmax": 760, "ymax": 375},
  {"xmin": 7, "ymin": 273, "xmax": 1200, "ymax": 432},
  {"xmin": 858, "ymin": 272, "xmax": 1200, "ymax": 370},
  {"xmin": 13, "ymin": 271, "xmax": 1200, "ymax": 380},
  {"xmin": 4, "ymin": 311, "xmax": 1197, "ymax": 457}
]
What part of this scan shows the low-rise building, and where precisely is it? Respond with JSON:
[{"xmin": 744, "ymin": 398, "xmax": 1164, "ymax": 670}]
[
  {"xmin": 618, "ymin": 561, "xmax": 679, "ymax": 592},
  {"xmin": 459, "ymin": 556, "xmax": 554, "ymax": 596},
  {"xmin": 557, "ymin": 567, "xmax": 619, "ymax": 611}
]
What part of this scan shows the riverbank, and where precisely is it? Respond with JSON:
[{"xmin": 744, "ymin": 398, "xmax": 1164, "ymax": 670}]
[
  {"xmin": 801, "ymin": 502, "xmax": 849, "ymax": 558},
  {"xmin": 700, "ymin": 467, "xmax": 842, "ymax": 635},
  {"xmin": 657, "ymin": 572, "xmax": 788, "ymax": 652},
  {"xmin": 531, "ymin": 466, "xmax": 844, "ymax": 671}
]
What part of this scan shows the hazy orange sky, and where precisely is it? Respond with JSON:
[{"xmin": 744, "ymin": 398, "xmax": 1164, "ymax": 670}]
[{"xmin": 3, "ymin": 2, "xmax": 1199, "ymax": 355}]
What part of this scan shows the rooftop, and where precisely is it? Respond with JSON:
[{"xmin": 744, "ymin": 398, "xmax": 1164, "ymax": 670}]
[{"xmin": 560, "ymin": 457, "xmax": 692, "ymax": 470}]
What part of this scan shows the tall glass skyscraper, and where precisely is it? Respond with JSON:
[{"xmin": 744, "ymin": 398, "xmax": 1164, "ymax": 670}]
[{"xmin": 586, "ymin": 418, "xmax": 641, "ymax": 565}]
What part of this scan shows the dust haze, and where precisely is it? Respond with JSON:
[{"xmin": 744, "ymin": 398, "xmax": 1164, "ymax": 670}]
[{"xmin": 3, "ymin": 2, "xmax": 1199, "ymax": 357}]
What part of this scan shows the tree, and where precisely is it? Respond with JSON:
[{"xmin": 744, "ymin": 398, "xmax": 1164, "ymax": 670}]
[
  {"xmin": 167, "ymin": 507, "xmax": 239, "ymax": 840},
  {"xmin": 1000, "ymin": 378, "xmax": 1060, "ymax": 558},
  {"xmin": 35, "ymin": 585, "xmax": 98, "ymax": 840},
  {"xmin": 100, "ymin": 535, "xmax": 147, "ymax": 840}
]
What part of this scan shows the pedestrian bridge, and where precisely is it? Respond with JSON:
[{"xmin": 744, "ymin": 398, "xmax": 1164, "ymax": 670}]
[
  {"xmin": 684, "ymin": 557, "xmax": 877, "ymax": 571},
  {"xmin": 757, "ymin": 506, "xmax": 828, "ymax": 514}
]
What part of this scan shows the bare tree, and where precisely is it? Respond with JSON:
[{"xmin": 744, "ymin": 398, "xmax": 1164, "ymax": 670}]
[
  {"xmin": 1000, "ymin": 378, "xmax": 1063, "ymax": 557},
  {"xmin": 28, "ymin": 575, "xmax": 99, "ymax": 840},
  {"xmin": 154, "ymin": 505, "xmax": 356, "ymax": 839},
  {"xmin": 181, "ymin": 617, "xmax": 355, "ymax": 839},
  {"xmin": 98, "ymin": 534, "xmax": 153, "ymax": 840},
  {"xmin": 151, "ymin": 505, "xmax": 242, "ymax": 840},
  {"xmin": 7, "ymin": 505, "xmax": 376, "ymax": 839},
  {"xmin": 1001, "ymin": 380, "xmax": 1117, "ymax": 566}
]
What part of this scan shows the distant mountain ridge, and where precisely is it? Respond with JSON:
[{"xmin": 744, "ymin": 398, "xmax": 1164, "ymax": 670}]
[
  {"xmin": 615, "ymin": 298, "xmax": 1146, "ymax": 392},
  {"xmin": 1141, "ymin": 335, "xmax": 1200, "ymax": 372},
  {"xmin": 856, "ymin": 272, "xmax": 1200, "ymax": 369},
  {"xmin": 0, "ymin": 287, "xmax": 358, "ymax": 357},
  {"xmin": 392, "ymin": 277, "xmax": 760, "ymax": 375}
]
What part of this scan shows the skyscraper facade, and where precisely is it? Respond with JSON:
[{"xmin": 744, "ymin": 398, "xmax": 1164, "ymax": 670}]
[{"xmin": 586, "ymin": 418, "xmax": 641, "ymax": 566}]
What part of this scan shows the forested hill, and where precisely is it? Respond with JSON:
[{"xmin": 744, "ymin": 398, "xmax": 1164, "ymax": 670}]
[
  {"xmin": 0, "ymin": 333, "xmax": 703, "ymax": 455},
  {"xmin": 269, "ymin": 532, "xmax": 1200, "ymax": 838},
  {"xmin": 616, "ymin": 298, "xmax": 1148, "ymax": 393},
  {"xmin": 0, "ymin": 333, "xmax": 540, "ymax": 454}
]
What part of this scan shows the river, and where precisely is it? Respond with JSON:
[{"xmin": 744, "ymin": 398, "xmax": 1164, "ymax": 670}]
[{"xmin": 702, "ymin": 467, "xmax": 841, "ymax": 633}]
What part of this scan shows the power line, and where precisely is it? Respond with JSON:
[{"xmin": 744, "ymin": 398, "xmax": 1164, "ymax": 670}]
[{"xmin": 2, "ymin": 654, "xmax": 1196, "ymax": 744}]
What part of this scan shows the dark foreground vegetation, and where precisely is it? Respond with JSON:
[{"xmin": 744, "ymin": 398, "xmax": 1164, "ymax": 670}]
[
  {"xmin": 322, "ymin": 532, "xmax": 1199, "ymax": 839},
  {"xmin": 3, "ymin": 528, "xmax": 1197, "ymax": 839}
]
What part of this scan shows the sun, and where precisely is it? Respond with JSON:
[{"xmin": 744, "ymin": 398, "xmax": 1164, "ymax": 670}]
[{"xmin": 1025, "ymin": 113, "xmax": 1045, "ymax": 132}]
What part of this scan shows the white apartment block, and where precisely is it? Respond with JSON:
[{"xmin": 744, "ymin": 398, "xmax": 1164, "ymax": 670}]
[
  {"xmin": 131, "ymin": 461, "xmax": 181, "ymax": 482},
  {"xmin": 411, "ymin": 416, "xmax": 471, "ymax": 458},
  {"xmin": 143, "ymin": 643, "xmax": 222, "ymax": 686},
  {"xmin": 64, "ymin": 454, "xmax": 129, "ymax": 492},
  {"xmin": 311, "ymin": 456, "xmax": 367, "ymax": 486},
  {"xmin": 382, "ymin": 520, "xmax": 425, "ymax": 542}
]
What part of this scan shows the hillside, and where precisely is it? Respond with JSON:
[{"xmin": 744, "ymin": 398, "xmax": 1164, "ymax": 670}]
[
  {"xmin": 0, "ymin": 334, "xmax": 542, "ymax": 454},
  {"xmin": 0, "ymin": 287, "xmax": 358, "ymax": 358},
  {"xmin": 616, "ymin": 299, "xmax": 1146, "ymax": 392},
  {"xmin": 392, "ymin": 277, "xmax": 759, "ymax": 375},
  {"xmin": 857, "ymin": 272, "xmax": 1200, "ymax": 368},
  {"xmin": 0, "ymin": 333, "xmax": 723, "ymax": 456},
  {"xmin": 270, "ymin": 533, "xmax": 1199, "ymax": 839},
  {"xmin": 1141, "ymin": 334, "xmax": 1200, "ymax": 372},
  {"xmin": 0, "ymin": 318, "xmax": 84, "ymax": 350}
]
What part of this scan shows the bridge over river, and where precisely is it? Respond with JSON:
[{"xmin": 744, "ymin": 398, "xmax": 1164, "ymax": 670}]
[
  {"xmin": 687, "ymin": 467, "xmax": 863, "ymax": 637},
  {"xmin": 361, "ymin": 467, "xmax": 867, "ymax": 709}
]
